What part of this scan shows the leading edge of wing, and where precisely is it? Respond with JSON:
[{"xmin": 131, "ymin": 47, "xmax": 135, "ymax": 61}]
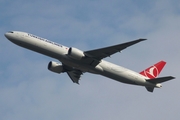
[{"xmin": 84, "ymin": 38, "xmax": 147, "ymax": 60}]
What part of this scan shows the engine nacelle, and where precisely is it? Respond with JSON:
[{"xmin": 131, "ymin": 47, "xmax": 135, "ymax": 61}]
[
  {"xmin": 68, "ymin": 47, "xmax": 85, "ymax": 60},
  {"xmin": 48, "ymin": 61, "xmax": 64, "ymax": 74}
]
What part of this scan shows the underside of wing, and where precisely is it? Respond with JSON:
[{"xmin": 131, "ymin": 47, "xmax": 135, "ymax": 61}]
[
  {"xmin": 67, "ymin": 69, "xmax": 83, "ymax": 84},
  {"xmin": 84, "ymin": 39, "xmax": 146, "ymax": 60},
  {"xmin": 62, "ymin": 64, "xmax": 83, "ymax": 84}
]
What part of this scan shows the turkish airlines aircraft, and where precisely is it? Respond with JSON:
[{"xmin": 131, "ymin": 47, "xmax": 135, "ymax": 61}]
[{"xmin": 5, "ymin": 31, "xmax": 175, "ymax": 92}]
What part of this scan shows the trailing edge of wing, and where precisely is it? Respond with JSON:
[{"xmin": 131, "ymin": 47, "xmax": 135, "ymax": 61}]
[
  {"xmin": 84, "ymin": 39, "xmax": 146, "ymax": 60},
  {"xmin": 67, "ymin": 70, "xmax": 83, "ymax": 84}
]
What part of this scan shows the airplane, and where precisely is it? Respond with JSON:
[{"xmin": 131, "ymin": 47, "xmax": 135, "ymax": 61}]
[{"xmin": 4, "ymin": 31, "xmax": 175, "ymax": 92}]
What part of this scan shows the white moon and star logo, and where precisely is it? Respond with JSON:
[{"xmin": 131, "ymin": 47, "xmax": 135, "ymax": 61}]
[{"xmin": 144, "ymin": 66, "xmax": 159, "ymax": 79}]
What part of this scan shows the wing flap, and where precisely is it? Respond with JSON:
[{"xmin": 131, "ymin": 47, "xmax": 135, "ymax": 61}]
[{"xmin": 67, "ymin": 70, "xmax": 83, "ymax": 84}]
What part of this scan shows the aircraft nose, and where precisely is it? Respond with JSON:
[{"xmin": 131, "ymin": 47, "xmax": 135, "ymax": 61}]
[
  {"xmin": 4, "ymin": 31, "xmax": 14, "ymax": 39},
  {"xmin": 4, "ymin": 32, "xmax": 9, "ymax": 38}
]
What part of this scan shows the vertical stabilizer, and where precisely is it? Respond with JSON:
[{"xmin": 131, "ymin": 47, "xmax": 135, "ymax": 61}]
[{"xmin": 140, "ymin": 61, "xmax": 166, "ymax": 79}]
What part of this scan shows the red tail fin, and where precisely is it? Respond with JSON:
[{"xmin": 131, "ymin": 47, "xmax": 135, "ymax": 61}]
[{"xmin": 140, "ymin": 61, "xmax": 166, "ymax": 79}]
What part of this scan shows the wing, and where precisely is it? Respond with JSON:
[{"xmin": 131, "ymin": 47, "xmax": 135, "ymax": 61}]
[
  {"xmin": 63, "ymin": 64, "xmax": 83, "ymax": 84},
  {"xmin": 67, "ymin": 70, "xmax": 83, "ymax": 84},
  {"xmin": 63, "ymin": 39, "xmax": 146, "ymax": 84},
  {"xmin": 84, "ymin": 39, "xmax": 146, "ymax": 60}
]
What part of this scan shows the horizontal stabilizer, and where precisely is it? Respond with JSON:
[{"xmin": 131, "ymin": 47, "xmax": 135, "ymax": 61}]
[
  {"xmin": 146, "ymin": 76, "xmax": 175, "ymax": 84},
  {"xmin": 145, "ymin": 87, "xmax": 154, "ymax": 92}
]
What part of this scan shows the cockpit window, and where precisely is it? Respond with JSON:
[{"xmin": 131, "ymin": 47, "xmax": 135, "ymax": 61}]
[{"xmin": 8, "ymin": 31, "xmax": 14, "ymax": 33}]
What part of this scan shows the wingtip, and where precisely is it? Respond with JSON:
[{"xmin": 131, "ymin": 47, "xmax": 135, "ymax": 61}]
[
  {"xmin": 73, "ymin": 81, "xmax": 80, "ymax": 84},
  {"xmin": 139, "ymin": 38, "xmax": 147, "ymax": 41}
]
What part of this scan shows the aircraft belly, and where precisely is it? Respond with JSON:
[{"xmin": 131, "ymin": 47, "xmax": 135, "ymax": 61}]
[
  {"xmin": 60, "ymin": 57, "xmax": 103, "ymax": 74},
  {"xmin": 101, "ymin": 70, "xmax": 136, "ymax": 84}
]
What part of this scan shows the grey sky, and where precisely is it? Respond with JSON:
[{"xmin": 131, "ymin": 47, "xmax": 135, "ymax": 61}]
[{"xmin": 0, "ymin": 0, "xmax": 180, "ymax": 120}]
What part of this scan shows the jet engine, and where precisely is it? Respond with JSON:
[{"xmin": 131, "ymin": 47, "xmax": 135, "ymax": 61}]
[
  {"xmin": 68, "ymin": 47, "xmax": 85, "ymax": 60},
  {"xmin": 48, "ymin": 61, "xmax": 64, "ymax": 74}
]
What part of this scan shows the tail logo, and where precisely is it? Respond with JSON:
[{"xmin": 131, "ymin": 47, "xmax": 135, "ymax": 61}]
[
  {"xmin": 140, "ymin": 61, "xmax": 166, "ymax": 79},
  {"xmin": 144, "ymin": 66, "xmax": 159, "ymax": 78}
]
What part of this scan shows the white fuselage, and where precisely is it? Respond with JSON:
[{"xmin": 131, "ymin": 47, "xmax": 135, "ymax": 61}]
[{"xmin": 5, "ymin": 31, "xmax": 158, "ymax": 88}]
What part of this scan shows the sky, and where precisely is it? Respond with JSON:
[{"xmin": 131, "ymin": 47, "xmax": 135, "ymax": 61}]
[{"xmin": 0, "ymin": 0, "xmax": 180, "ymax": 120}]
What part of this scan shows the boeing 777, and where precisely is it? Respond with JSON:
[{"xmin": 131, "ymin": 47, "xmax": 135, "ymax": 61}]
[{"xmin": 4, "ymin": 31, "xmax": 175, "ymax": 92}]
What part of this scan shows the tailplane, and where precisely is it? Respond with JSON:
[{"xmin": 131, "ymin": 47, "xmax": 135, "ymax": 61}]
[
  {"xmin": 145, "ymin": 76, "xmax": 175, "ymax": 92},
  {"xmin": 140, "ymin": 61, "xmax": 175, "ymax": 92}
]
